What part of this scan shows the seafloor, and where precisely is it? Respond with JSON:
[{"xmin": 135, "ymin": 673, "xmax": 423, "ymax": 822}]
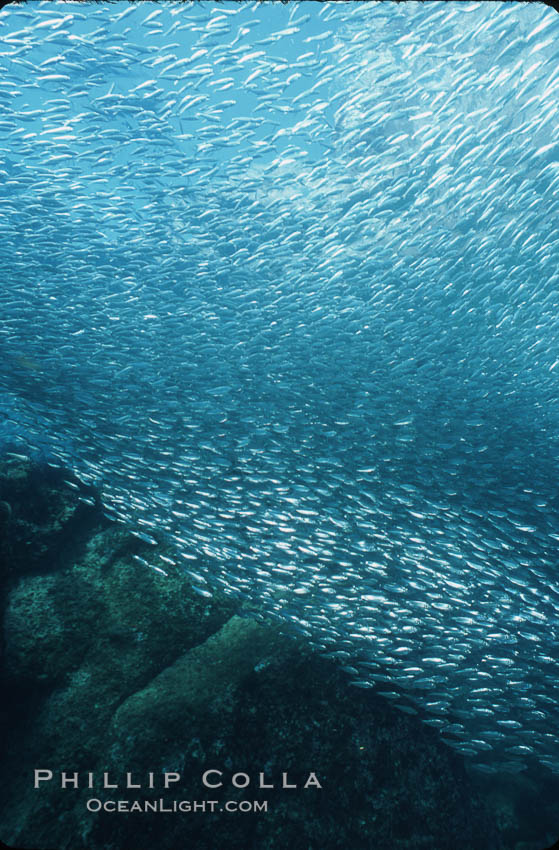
[{"xmin": 0, "ymin": 457, "xmax": 556, "ymax": 850}]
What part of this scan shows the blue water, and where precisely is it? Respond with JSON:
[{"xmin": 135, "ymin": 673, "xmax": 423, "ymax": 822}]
[{"xmin": 1, "ymin": 0, "xmax": 559, "ymax": 782}]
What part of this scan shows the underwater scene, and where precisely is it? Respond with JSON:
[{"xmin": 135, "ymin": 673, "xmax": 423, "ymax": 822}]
[{"xmin": 1, "ymin": 1, "xmax": 559, "ymax": 848}]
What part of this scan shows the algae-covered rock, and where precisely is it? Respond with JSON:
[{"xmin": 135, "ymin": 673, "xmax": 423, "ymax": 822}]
[
  {"xmin": 0, "ymin": 457, "xmax": 101, "ymax": 580},
  {"xmin": 0, "ymin": 460, "xmax": 504, "ymax": 850},
  {"xmin": 4, "ymin": 572, "xmax": 102, "ymax": 682},
  {"xmin": 111, "ymin": 615, "xmax": 285, "ymax": 740}
]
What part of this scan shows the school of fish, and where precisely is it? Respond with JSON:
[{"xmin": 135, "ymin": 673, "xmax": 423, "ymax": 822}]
[{"xmin": 1, "ymin": 0, "xmax": 559, "ymax": 777}]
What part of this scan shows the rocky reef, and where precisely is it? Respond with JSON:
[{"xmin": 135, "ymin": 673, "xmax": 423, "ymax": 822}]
[{"xmin": 0, "ymin": 455, "xmax": 546, "ymax": 849}]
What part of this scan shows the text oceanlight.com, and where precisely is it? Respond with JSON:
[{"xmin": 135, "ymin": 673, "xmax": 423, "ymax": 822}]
[{"xmin": 86, "ymin": 799, "xmax": 268, "ymax": 813}]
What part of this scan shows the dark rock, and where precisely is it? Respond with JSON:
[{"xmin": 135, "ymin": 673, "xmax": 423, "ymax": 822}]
[
  {"xmin": 0, "ymin": 460, "xmax": 503, "ymax": 850},
  {"xmin": 0, "ymin": 458, "xmax": 102, "ymax": 582}
]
